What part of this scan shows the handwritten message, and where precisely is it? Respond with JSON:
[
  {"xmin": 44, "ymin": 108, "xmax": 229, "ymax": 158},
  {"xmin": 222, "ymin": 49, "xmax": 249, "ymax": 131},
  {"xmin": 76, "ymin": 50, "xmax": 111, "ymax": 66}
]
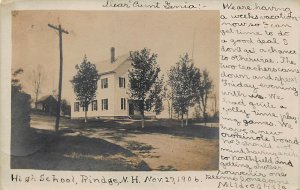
[{"xmin": 218, "ymin": 1, "xmax": 299, "ymax": 189}]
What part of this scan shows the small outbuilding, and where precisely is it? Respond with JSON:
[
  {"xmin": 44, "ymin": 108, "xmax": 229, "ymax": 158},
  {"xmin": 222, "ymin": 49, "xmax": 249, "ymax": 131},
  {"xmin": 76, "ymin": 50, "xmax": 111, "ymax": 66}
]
[{"xmin": 36, "ymin": 95, "xmax": 58, "ymax": 115}]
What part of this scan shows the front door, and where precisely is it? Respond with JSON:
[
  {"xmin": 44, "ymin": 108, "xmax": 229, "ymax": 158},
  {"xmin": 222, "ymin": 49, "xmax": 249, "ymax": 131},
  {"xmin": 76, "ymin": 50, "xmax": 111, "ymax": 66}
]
[{"xmin": 129, "ymin": 102, "xmax": 134, "ymax": 115}]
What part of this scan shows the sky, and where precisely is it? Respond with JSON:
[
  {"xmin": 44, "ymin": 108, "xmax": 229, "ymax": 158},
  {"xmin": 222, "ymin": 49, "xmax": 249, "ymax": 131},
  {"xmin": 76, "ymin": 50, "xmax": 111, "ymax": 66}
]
[{"xmin": 12, "ymin": 10, "xmax": 219, "ymax": 103}]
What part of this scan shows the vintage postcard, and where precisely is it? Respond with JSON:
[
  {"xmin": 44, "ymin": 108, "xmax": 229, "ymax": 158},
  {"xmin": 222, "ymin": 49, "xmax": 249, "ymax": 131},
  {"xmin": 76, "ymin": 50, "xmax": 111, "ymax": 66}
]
[
  {"xmin": 10, "ymin": 10, "xmax": 219, "ymax": 171},
  {"xmin": 1, "ymin": 0, "xmax": 299, "ymax": 190}
]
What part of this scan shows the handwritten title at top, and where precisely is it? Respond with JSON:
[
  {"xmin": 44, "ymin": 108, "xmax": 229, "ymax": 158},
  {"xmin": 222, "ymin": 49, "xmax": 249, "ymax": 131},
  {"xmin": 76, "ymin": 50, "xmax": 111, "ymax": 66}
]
[{"xmin": 102, "ymin": 0, "xmax": 207, "ymax": 9}]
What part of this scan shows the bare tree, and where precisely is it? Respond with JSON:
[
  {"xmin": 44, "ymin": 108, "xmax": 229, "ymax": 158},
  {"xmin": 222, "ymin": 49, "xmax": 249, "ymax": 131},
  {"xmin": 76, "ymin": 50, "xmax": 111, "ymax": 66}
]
[
  {"xmin": 34, "ymin": 71, "xmax": 41, "ymax": 109},
  {"xmin": 197, "ymin": 69, "xmax": 213, "ymax": 124},
  {"xmin": 164, "ymin": 84, "xmax": 173, "ymax": 119},
  {"xmin": 29, "ymin": 65, "xmax": 45, "ymax": 109}
]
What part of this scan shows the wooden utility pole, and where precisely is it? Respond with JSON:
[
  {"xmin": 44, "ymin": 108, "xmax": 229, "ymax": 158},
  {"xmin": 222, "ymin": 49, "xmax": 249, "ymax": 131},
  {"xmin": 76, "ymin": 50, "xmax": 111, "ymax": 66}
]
[{"xmin": 48, "ymin": 24, "xmax": 69, "ymax": 132}]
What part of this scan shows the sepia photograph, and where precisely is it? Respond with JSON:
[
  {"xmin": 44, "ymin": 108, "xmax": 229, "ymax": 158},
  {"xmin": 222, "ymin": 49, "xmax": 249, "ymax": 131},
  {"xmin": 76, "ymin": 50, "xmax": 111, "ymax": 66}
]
[{"xmin": 11, "ymin": 10, "xmax": 219, "ymax": 171}]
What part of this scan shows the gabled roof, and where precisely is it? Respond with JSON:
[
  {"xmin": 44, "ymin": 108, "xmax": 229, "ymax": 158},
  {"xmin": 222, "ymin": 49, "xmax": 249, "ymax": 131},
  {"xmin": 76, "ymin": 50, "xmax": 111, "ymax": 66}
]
[
  {"xmin": 94, "ymin": 53, "xmax": 132, "ymax": 76},
  {"xmin": 37, "ymin": 95, "xmax": 57, "ymax": 103}
]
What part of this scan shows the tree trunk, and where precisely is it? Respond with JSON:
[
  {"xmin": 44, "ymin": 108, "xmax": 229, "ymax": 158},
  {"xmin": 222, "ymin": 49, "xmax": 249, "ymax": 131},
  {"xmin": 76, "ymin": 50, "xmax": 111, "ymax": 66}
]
[
  {"xmin": 84, "ymin": 110, "xmax": 87, "ymax": 123},
  {"xmin": 181, "ymin": 113, "xmax": 184, "ymax": 128},
  {"xmin": 140, "ymin": 100, "xmax": 145, "ymax": 128},
  {"xmin": 35, "ymin": 92, "xmax": 38, "ymax": 109},
  {"xmin": 142, "ymin": 117, "xmax": 145, "ymax": 128},
  {"xmin": 203, "ymin": 106, "xmax": 207, "ymax": 126},
  {"xmin": 141, "ymin": 114, "xmax": 145, "ymax": 128},
  {"xmin": 186, "ymin": 112, "xmax": 188, "ymax": 127},
  {"xmin": 34, "ymin": 79, "xmax": 40, "ymax": 109},
  {"xmin": 169, "ymin": 101, "xmax": 172, "ymax": 119},
  {"xmin": 170, "ymin": 104, "xmax": 173, "ymax": 119}
]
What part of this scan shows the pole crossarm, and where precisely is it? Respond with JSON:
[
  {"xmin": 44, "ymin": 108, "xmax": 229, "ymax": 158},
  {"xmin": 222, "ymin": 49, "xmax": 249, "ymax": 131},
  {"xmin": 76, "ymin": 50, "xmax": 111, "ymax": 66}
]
[{"xmin": 48, "ymin": 24, "xmax": 69, "ymax": 34}]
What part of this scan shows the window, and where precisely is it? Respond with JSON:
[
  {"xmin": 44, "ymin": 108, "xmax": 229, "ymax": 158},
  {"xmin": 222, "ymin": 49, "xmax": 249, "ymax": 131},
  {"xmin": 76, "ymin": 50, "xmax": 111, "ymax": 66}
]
[
  {"xmin": 102, "ymin": 99, "xmax": 108, "ymax": 110},
  {"xmin": 101, "ymin": 78, "xmax": 108, "ymax": 88},
  {"xmin": 119, "ymin": 77, "xmax": 125, "ymax": 88},
  {"xmin": 74, "ymin": 102, "xmax": 80, "ymax": 112},
  {"xmin": 92, "ymin": 100, "xmax": 97, "ymax": 111},
  {"xmin": 121, "ymin": 98, "xmax": 126, "ymax": 110}
]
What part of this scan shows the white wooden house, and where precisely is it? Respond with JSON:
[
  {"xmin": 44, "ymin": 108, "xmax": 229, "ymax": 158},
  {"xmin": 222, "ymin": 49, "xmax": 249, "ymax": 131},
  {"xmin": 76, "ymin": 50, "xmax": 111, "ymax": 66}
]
[{"xmin": 71, "ymin": 47, "xmax": 154, "ymax": 119}]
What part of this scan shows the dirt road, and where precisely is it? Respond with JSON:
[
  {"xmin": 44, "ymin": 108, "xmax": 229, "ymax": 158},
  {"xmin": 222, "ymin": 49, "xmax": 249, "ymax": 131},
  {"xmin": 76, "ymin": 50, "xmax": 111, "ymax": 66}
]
[{"xmin": 23, "ymin": 113, "xmax": 219, "ymax": 171}]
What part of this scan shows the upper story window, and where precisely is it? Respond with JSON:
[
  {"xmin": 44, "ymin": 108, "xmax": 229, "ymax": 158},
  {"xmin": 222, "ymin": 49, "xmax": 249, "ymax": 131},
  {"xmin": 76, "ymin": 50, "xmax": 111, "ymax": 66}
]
[
  {"xmin": 119, "ymin": 77, "xmax": 125, "ymax": 88},
  {"xmin": 92, "ymin": 100, "xmax": 98, "ymax": 111},
  {"xmin": 101, "ymin": 78, "xmax": 108, "ymax": 89},
  {"xmin": 74, "ymin": 102, "xmax": 80, "ymax": 112}
]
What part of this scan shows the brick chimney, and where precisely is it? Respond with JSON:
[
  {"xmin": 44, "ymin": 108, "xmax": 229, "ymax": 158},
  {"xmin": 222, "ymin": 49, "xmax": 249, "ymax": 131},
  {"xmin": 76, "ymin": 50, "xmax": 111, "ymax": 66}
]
[{"xmin": 111, "ymin": 47, "xmax": 115, "ymax": 63}]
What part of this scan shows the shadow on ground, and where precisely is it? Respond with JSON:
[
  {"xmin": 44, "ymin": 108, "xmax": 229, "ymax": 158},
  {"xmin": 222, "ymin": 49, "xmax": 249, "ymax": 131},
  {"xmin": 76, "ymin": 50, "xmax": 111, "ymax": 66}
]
[
  {"xmin": 11, "ymin": 129, "xmax": 150, "ymax": 171},
  {"xmin": 30, "ymin": 113, "xmax": 219, "ymax": 141},
  {"xmin": 68, "ymin": 118, "xmax": 219, "ymax": 142}
]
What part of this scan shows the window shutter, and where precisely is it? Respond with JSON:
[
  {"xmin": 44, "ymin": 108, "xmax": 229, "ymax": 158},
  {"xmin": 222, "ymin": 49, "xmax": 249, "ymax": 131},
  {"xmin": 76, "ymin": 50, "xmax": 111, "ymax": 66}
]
[{"xmin": 121, "ymin": 98, "xmax": 123, "ymax": 109}]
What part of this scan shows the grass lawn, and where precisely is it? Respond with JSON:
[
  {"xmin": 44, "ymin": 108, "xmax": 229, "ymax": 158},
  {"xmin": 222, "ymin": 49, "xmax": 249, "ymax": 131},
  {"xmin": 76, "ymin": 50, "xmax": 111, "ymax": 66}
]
[{"xmin": 11, "ymin": 112, "xmax": 219, "ymax": 171}]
